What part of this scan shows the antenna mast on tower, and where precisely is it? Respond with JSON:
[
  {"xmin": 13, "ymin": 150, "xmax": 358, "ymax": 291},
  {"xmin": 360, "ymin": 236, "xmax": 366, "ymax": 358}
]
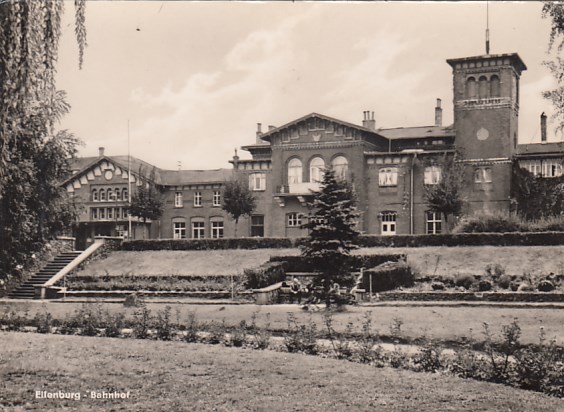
[{"xmin": 485, "ymin": 0, "xmax": 490, "ymax": 54}]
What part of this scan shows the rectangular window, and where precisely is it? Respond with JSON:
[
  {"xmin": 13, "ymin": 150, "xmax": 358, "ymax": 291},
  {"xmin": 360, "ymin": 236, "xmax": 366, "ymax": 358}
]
[
  {"xmin": 107, "ymin": 208, "xmax": 114, "ymax": 219},
  {"xmin": 250, "ymin": 215, "xmax": 264, "ymax": 237},
  {"xmin": 381, "ymin": 212, "xmax": 396, "ymax": 236},
  {"xmin": 474, "ymin": 167, "xmax": 492, "ymax": 183},
  {"xmin": 424, "ymin": 166, "xmax": 442, "ymax": 185},
  {"xmin": 192, "ymin": 221, "xmax": 205, "ymax": 239},
  {"xmin": 287, "ymin": 213, "xmax": 303, "ymax": 227},
  {"xmin": 173, "ymin": 222, "xmax": 186, "ymax": 239},
  {"xmin": 426, "ymin": 212, "xmax": 442, "ymax": 234},
  {"xmin": 99, "ymin": 208, "xmax": 106, "ymax": 220},
  {"xmin": 249, "ymin": 173, "xmax": 266, "ymax": 191},
  {"xmin": 194, "ymin": 191, "xmax": 202, "ymax": 207},
  {"xmin": 379, "ymin": 167, "xmax": 398, "ymax": 187},
  {"xmin": 91, "ymin": 208, "xmax": 98, "ymax": 220},
  {"xmin": 211, "ymin": 221, "xmax": 224, "ymax": 239},
  {"xmin": 542, "ymin": 160, "xmax": 563, "ymax": 178},
  {"xmin": 213, "ymin": 191, "xmax": 221, "ymax": 207},
  {"xmin": 116, "ymin": 225, "xmax": 126, "ymax": 238},
  {"xmin": 175, "ymin": 192, "xmax": 183, "ymax": 207}
]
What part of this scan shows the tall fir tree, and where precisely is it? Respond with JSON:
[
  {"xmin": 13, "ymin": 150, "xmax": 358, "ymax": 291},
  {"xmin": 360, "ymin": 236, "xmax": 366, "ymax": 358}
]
[{"xmin": 301, "ymin": 168, "xmax": 360, "ymax": 306}]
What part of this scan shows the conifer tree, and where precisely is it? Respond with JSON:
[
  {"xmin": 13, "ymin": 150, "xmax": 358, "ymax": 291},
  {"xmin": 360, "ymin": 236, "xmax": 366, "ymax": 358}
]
[{"xmin": 301, "ymin": 168, "xmax": 360, "ymax": 306}]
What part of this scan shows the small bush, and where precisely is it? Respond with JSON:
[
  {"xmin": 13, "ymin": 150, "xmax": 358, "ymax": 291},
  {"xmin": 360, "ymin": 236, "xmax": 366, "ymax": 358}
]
[
  {"xmin": 537, "ymin": 280, "xmax": 555, "ymax": 292},
  {"xmin": 249, "ymin": 311, "xmax": 271, "ymax": 350},
  {"xmin": 362, "ymin": 261, "xmax": 415, "ymax": 292},
  {"xmin": 454, "ymin": 213, "xmax": 524, "ymax": 233},
  {"xmin": 33, "ymin": 310, "xmax": 52, "ymax": 334},
  {"xmin": 226, "ymin": 320, "xmax": 248, "ymax": 347},
  {"xmin": 413, "ymin": 340, "xmax": 443, "ymax": 373},
  {"xmin": 132, "ymin": 306, "xmax": 152, "ymax": 339},
  {"xmin": 1, "ymin": 308, "xmax": 29, "ymax": 332},
  {"xmin": 485, "ymin": 264, "xmax": 506, "ymax": 280},
  {"xmin": 205, "ymin": 321, "xmax": 227, "ymax": 345},
  {"xmin": 454, "ymin": 273, "xmax": 475, "ymax": 290},
  {"xmin": 103, "ymin": 311, "xmax": 125, "ymax": 338},
  {"xmin": 284, "ymin": 313, "xmax": 318, "ymax": 355},
  {"xmin": 478, "ymin": 280, "xmax": 493, "ymax": 292},
  {"xmin": 124, "ymin": 292, "xmax": 145, "ymax": 307},
  {"xmin": 123, "ymin": 237, "xmax": 294, "ymax": 251},
  {"xmin": 183, "ymin": 312, "xmax": 200, "ymax": 343},
  {"xmin": 243, "ymin": 262, "xmax": 286, "ymax": 289},
  {"xmin": 431, "ymin": 282, "xmax": 445, "ymax": 291},
  {"xmin": 74, "ymin": 304, "xmax": 103, "ymax": 336},
  {"xmin": 155, "ymin": 306, "xmax": 174, "ymax": 341},
  {"xmin": 497, "ymin": 275, "xmax": 511, "ymax": 289}
]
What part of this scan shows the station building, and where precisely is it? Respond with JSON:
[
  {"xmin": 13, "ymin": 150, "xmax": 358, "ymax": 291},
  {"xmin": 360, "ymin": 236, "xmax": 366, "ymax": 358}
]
[{"xmin": 62, "ymin": 50, "xmax": 564, "ymax": 246}]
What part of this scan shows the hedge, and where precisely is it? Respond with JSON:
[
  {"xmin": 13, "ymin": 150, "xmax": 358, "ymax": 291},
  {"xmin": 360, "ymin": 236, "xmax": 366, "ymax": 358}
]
[
  {"xmin": 122, "ymin": 237, "xmax": 294, "ymax": 251},
  {"xmin": 121, "ymin": 231, "xmax": 564, "ymax": 251},
  {"xmin": 269, "ymin": 254, "xmax": 406, "ymax": 272}
]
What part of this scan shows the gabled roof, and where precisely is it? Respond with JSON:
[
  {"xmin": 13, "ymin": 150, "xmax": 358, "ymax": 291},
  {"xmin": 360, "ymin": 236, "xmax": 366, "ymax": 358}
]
[
  {"xmin": 377, "ymin": 125, "xmax": 455, "ymax": 140},
  {"xmin": 516, "ymin": 142, "xmax": 564, "ymax": 156},
  {"xmin": 159, "ymin": 169, "xmax": 233, "ymax": 186},
  {"xmin": 65, "ymin": 155, "xmax": 161, "ymax": 185},
  {"xmin": 67, "ymin": 155, "xmax": 233, "ymax": 187},
  {"xmin": 257, "ymin": 112, "xmax": 386, "ymax": 141}
]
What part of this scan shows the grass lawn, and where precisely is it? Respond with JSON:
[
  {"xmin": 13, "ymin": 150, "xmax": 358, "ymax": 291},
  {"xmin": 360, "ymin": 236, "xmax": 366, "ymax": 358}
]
[
  {"xmin": 73, "ymin": 246, "xmax": 564, "ymax": 280},
  {"xmin": 74, "ymin": 249, "xmax": 299, "ymax": 277},
  {"xmin": 1, "ymin": 332, "xmax": 562, "ymax": 412},
  {"xmin": 3, "ymin": 301, "xmax": 562, "ymax": 346},
  {"xmin": 370, "ymin": 245, "xmax": 564, "ymax": 279}
]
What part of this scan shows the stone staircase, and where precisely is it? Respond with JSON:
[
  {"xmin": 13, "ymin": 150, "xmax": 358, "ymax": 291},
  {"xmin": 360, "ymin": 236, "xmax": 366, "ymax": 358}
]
[{"xmin": 8, "ymin": 251, "xmax": 82, "ymax": 299}]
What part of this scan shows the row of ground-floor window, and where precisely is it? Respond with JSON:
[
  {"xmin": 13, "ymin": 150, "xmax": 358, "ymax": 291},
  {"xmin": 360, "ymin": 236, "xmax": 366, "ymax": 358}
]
[{"xmin": 169, "ymin": 212, "xmax": 442, "ymax": 239}]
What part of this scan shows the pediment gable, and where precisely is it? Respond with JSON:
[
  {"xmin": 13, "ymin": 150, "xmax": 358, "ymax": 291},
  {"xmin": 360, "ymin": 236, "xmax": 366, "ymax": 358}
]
[
  {"xmin": 62, "ymin": 157, "xmax": 143, "ymax": 193},
  {"xmin": 258, "ymin": 113, "xmax": 385, "ymax": 147}
]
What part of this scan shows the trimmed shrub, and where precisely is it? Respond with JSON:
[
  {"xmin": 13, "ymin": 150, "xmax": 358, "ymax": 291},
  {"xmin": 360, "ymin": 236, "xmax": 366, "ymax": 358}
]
[
  {"xmin": 537, "ymin": 280, "xmax": 555, "ymax": 292},
  {"xmin": 431, "ymin": 282, "xmax": 445, "ymax": 291},
  {"xmin": 478, "ymin": 280, "xmax": 493, "ymax": 292},
  {"xmin": 454, "ymin": 273, "xmax": 475, "ymax": 290},
  {"xmin": 498, "ymin": 275, "xmax": 512, "ymax": 289},
  {"xmin": 362, "ymin": 261, "xmax": 415, "ymax": 292},
  {"xmin": 243, "ymin": 262, "xmax": 286, "ymax": 289},
  {"xmin": 454, "ymin": 213, "xmax": 524, "ymax": 233},
  {"xmin": 269, "ymin": 253, "xmax": 406, "ymax": 273}
]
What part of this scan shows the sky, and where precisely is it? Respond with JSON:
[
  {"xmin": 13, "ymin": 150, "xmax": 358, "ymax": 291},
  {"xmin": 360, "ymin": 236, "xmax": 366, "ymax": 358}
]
[{"xmin": 56, "ymin": 1, "xmax": 561, "ymax": 171}]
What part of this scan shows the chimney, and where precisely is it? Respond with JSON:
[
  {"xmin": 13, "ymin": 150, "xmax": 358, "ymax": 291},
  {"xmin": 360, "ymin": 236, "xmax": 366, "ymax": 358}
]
[
  {"xmin": 256, "ymin": 123, "xmax": 263, "ymax": 144},
  {"xmin": 98, "ymin": 147, "xmax": 105, "ymax": 157},
  {"xmin": 362, "ymin": 111, "xmax": 376, "ymax": 130},
  {"xmin": 541, "ymin": 112, "xmax": 547, "ymax": 143},
  {"xmin": 435, "ymin": 98, "xmax": 443, "ymax": 127},
  {"xmin": 232, "ymin": 148, "xmax": 239, "ymax": 169}
]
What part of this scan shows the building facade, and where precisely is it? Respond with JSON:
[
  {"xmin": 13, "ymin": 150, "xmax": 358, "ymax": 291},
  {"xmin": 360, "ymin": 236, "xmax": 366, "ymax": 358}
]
[{"xmin": 64, "ymin": 50, "xmax": 564, "ymax": 246}]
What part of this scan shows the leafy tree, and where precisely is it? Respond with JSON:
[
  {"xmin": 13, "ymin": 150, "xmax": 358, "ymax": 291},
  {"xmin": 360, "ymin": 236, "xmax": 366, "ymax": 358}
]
[
  {"xmin": 512, "ymin": 162, "xmax": 564, "ymax": 220},
  {"xmin": 542, "ymin": 2, "xmax": 564, "ymax": 132},
  {"xmin": 222, "ymin": 178, "xmax": 256, "ymax": 238},
  {"xmin": 128, "ymin": 167, "xmax": 164, "ymax": 238},
  {"xmin": 301, "ymin": 168, "xmax": 360, "ymax": 306},
  {"xmin": 0, "ymin": 1, "xmax": 87, "ymax": 284},
  {"xmin": 423, "ymin": 152, "xmax": 466, "ymax": 232}
]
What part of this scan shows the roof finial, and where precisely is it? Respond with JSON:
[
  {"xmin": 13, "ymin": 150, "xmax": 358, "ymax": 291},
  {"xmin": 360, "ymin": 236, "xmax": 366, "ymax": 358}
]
[{"xmin": 485, "ymin": 0, "xmax": 490, "ymax": 55}]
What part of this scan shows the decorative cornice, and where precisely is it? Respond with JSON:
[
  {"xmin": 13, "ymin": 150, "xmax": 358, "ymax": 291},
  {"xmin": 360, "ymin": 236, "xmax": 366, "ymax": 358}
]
[{"xmin": 276, "ymin": 140, "xmax": 367, "ymax": 150}]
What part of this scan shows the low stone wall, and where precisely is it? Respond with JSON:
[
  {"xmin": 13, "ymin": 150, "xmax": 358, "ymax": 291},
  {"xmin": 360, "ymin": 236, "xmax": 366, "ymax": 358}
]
[
  {"xmin": 57, "ymin": 290, "xmax": 234, "ymax": 299},
  {"xmin": 376, "ymin": 291, "xmax": 564, "ymax": 303}
]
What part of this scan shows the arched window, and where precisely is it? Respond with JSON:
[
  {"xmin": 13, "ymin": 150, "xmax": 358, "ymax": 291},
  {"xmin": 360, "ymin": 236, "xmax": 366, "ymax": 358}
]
[
  {"xmin": 309, "ymin": 157, "xmax": 325, "ymax": 183},
  {"xmin": 92, "ymin": 189, "xmax": 98, "ymax": 202},
  {"xmin": 466, "ymin": 77, "xmax": 476, "ymax": 98},
  {"xmin": 288, "ymin": 158, "xmax": 302, "ymax": 185},
  {"xmin": 490, "ymin": 75, "xmax": 500, "ymax": 97},
  {"xmin": 331, "ymin": 156, "xmax": 348, "ymax": 180},
  {"xmin": 99, "ymin": 189, "xmax": 106, "ymax": 201},
  {"xmin": 114, "ymin": 188, "xmax": 121, "ymax": 201},
  {"xmin": 478, "ymin": 76, "xmax": 488, "ymax": 99},
  {"xmin": 122, "ymin": 189, "xmax": 128, "ymax": 201}
]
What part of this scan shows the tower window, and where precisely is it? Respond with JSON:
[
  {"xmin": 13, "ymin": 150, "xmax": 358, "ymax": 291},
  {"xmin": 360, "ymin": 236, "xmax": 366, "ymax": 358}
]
[
  {"xmin": 490, "ymin": 75, "xmax": 500, "ymax": 97},
  {"xmin": 466, "ymin": 77, "xmax": 476, "ymax": 98},
  {"xmin": 478, "ymin": 76, "xmax": 488, "ymax": 99}
]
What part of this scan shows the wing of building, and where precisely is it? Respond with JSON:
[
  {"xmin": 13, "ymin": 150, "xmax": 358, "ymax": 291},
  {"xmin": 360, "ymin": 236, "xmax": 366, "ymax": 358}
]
[{"xmin": 64, "ymin": 51, "xmax": 563, "ymax": 246}]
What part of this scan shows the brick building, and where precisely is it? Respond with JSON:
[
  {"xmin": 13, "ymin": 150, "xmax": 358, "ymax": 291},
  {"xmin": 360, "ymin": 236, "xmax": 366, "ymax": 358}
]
[{"xmin": 64, "ymin": 50, "xmax": 563, "ymax": 246}]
